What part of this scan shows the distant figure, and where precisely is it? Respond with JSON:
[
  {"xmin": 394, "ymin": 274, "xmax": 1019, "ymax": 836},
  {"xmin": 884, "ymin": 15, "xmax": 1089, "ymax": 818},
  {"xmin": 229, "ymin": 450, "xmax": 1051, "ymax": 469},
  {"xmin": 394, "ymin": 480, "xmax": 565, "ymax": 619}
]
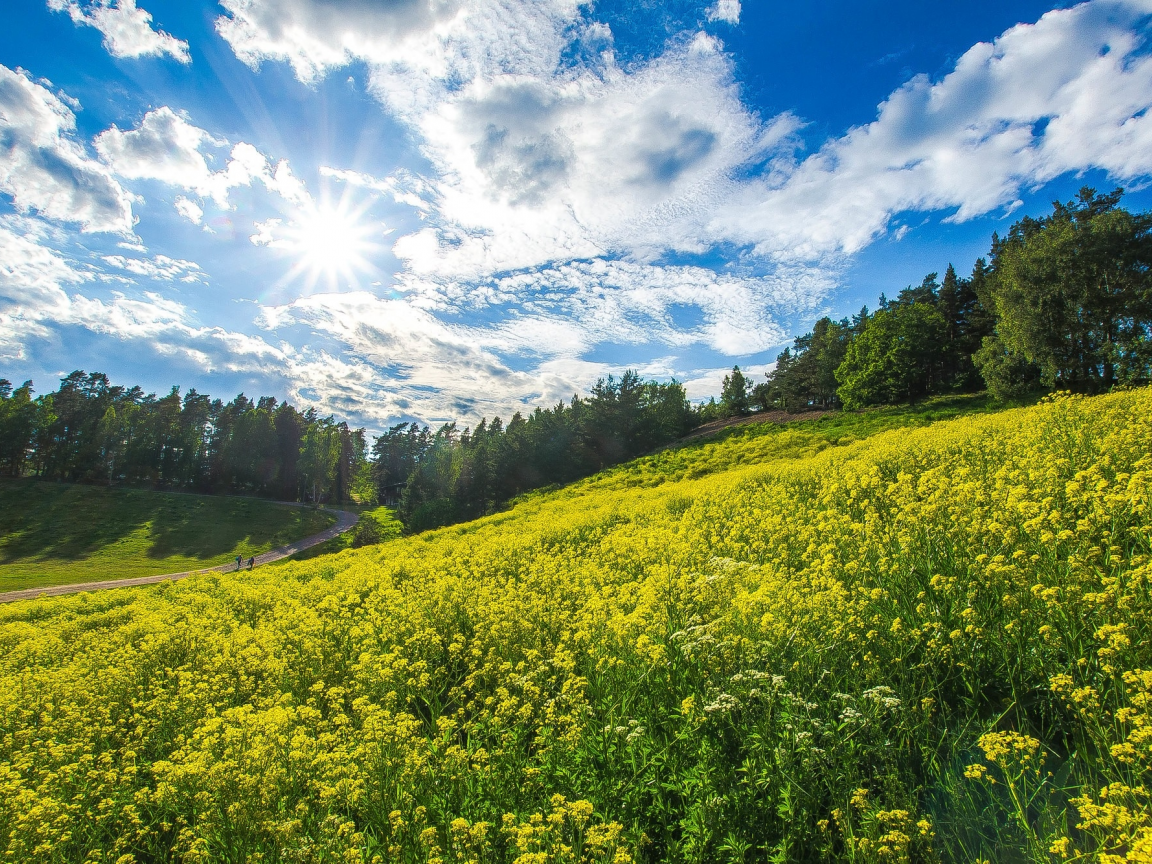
[
  {"xmin": 235, "ymin": 554, "xmax": 242, "ymax": 571},
  {"xmin": 247, "ymin": 556, "xmax": 255, "ymax": 570}
]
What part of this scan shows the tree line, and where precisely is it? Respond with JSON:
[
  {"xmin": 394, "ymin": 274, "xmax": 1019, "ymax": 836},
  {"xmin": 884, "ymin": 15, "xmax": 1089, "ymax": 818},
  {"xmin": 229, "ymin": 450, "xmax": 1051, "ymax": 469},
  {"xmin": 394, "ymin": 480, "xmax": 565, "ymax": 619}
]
[
  {"xmin": 0, "ymin": 368, "xmax": 694, "ymax": 527},
  {"xmin": 714, "ymin": 188, "xmax": 1152, "ymax": 415},
  {"xmin": 3, "ymin": 187, "xmax": 1150, "ymax": 529},
  {"xmin": 373, "ymin": 372, "xmax": 693, "ymax": 531},
  {"xmin": 0, "ymin": 371, "xmax": 371, "ymax": 503}
]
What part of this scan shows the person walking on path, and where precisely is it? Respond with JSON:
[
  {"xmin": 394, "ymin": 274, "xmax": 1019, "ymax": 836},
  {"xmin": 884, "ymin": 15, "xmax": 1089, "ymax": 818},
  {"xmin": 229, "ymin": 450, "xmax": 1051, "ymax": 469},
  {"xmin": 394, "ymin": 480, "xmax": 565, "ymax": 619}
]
[
  {"xmin": 247, "ymin": 556, "xmax": 255, "ymax": 570},
  {"xmin": 235, "ymin": 554, "xmax": 242, "ymax": 571}
]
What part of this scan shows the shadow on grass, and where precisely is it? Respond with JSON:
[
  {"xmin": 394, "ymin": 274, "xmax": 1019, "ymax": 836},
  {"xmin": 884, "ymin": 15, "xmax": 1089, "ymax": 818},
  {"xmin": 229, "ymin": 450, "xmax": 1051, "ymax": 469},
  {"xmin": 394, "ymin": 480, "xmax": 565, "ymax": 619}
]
[{"xmin": 0, "ymin": 479, "xmax": 330, "ymax": 564}]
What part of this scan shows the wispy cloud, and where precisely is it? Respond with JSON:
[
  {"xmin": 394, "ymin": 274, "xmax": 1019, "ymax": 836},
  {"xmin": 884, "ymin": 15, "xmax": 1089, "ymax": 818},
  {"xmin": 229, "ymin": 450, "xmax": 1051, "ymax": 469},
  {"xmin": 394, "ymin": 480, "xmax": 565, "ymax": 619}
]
[{"xmin": 711, "ymin": 0, "xmax": 1152, "ymax": 257}]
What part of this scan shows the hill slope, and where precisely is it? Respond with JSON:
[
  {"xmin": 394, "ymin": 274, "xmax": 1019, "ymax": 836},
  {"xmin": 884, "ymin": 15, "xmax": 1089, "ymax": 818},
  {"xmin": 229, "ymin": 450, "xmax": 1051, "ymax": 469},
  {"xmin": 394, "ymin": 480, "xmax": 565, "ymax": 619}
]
[
  {"xmin": 0, "ymin": 480, "xmax": 335, "ymax": 591},
  {"xmin": 1, "ymin": 391, "xmax": 1150, "ymax": 862}
]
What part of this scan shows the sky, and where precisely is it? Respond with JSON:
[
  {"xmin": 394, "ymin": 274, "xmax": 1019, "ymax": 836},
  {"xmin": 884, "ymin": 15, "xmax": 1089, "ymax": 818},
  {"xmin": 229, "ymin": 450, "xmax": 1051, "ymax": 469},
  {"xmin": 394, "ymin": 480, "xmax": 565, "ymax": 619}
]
[{"xmin": 4, "ymin": 0, "xmax": 1152, "ymax": 431}]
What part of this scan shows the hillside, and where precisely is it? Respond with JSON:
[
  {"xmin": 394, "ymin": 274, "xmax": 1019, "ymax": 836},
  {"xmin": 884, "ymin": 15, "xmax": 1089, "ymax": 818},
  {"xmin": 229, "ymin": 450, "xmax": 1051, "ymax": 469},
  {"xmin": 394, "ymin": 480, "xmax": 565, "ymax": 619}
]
[
  {"xmin": 0, "ymin": 480, "xmax": 336, "ymax": 591},
  {"xmin": 1, "ymin": 390, "xmax": 1150, "ymax": 862}
]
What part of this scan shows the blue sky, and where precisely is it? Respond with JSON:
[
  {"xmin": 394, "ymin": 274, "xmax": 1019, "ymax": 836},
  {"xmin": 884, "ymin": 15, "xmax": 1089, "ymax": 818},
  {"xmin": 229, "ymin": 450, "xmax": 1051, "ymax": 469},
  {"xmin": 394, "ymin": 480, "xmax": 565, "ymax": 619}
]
[{"xmin": 4, "ymin": 0, "xmax": 1152, "ymax": 429}]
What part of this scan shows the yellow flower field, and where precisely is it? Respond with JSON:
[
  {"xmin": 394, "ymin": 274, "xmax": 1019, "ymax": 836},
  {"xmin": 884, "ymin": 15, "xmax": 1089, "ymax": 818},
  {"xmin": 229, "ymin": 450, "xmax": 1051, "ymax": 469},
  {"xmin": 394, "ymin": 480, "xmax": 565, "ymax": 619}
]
[{"xmin": 2, "ymin": 390, "xmax": 1151, "ymax": 863}]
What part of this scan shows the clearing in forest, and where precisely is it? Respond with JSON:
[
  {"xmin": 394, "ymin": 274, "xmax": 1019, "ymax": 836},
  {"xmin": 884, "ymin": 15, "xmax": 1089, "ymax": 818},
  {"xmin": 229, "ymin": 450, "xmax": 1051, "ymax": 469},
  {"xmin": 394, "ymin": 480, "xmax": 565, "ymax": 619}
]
[{"xmin": 0, "ymin": 480, "xmax": 335, "ymax": 591}]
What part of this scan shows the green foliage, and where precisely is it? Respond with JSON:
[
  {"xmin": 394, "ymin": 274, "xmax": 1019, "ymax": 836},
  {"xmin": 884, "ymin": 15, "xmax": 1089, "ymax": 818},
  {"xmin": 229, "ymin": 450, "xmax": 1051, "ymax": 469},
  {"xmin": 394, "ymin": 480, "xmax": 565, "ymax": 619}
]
[
  {"xmin": 835, "ymin": 303, "xmax": 949, "ymax": 409},
  {"xmin": 384, "ymin": 372, "xmax": 696, "ymax": 532},
  {"xmin": 761, "ymin": 316, "xmax": 856, "ymax": 412},
  {"xmin": 988, "ymin": 187, "xmax": 1152, "ymax": 390},
  {"xmin": 0, "ymin": 371, "xmax": 369, "ymax": 503},
  {"xmin": 350, "ymin": 506, "xmax": 404, "ymax": 547},
  {"xmin": 720, "ymin": 365, "xmax": 750, "ymax": 416},
  {"xmin": 0, "ymin": 380, "xmax": 38, "ymax": 477},
  {"xmin": 0, "ymin": 479, "xmax": 335, "ymax": 591},
  {"xmin": 972, "ymin": 334, "xmax": 1044, "ymax": 402},
  {"xmin": 763, "ymin": 190, "xmax": 1152, "ymax": 414}
]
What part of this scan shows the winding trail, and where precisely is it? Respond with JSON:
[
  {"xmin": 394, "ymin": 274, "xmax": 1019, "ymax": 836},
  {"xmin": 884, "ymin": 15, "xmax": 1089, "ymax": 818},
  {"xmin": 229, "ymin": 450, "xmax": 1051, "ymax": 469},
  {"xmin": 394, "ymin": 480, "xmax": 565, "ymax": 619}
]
[{"xmin": 0, "ymin": 507, "xmax": 359, "ymax": 604}]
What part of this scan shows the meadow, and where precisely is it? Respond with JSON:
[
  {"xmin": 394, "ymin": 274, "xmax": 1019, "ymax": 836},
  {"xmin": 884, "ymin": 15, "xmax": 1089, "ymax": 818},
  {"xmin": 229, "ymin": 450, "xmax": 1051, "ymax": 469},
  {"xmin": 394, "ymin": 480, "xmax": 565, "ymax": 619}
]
[
  {"xmin": 0, "ymin": 389, "xmax": 1149, "ymax": 863},
  {"xmin": 0, "ymin": 480, "xmax": 335, "ymax": 591}
]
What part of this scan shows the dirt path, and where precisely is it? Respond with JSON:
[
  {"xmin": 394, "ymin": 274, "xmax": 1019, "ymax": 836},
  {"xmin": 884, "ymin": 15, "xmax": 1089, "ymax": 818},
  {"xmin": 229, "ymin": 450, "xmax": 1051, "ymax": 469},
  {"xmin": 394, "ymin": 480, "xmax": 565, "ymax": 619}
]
[{"xmin": 0, "ymin": 508, "xmax": 359, "ymax": 604}]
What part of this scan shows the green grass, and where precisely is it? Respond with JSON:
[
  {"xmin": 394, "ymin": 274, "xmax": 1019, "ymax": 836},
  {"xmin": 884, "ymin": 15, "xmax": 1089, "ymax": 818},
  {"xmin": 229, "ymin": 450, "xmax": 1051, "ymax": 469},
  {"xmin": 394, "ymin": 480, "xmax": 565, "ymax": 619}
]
[
  {"xmin": 504, "ymin": 392, "xmax": 1019, "ymax": 507},
  {"xmin": 0, "ymin": 479, "xmax": 335, "ymax": 591}
]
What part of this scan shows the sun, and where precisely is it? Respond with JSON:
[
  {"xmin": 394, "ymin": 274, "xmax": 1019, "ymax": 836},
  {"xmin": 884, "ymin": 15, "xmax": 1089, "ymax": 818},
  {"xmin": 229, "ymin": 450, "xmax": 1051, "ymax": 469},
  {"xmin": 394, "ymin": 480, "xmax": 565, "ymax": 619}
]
[{"xmin": 279, "ymin": 198, "xmax": 381, "ymax": 292}]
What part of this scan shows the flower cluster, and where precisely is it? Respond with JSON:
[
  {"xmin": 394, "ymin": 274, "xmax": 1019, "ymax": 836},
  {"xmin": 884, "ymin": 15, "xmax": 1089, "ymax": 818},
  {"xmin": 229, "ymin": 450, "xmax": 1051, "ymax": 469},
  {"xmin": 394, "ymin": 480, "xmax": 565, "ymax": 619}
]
[{"xmin": 0, "ymin": 389, "xmax": 1150, "ymax": 861}]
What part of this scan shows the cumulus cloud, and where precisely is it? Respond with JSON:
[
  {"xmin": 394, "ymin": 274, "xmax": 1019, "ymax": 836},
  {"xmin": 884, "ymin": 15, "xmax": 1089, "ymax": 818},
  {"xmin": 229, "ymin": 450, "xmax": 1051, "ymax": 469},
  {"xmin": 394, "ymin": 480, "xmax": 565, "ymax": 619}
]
[
  {"xmin": 214, "ymin": 0, "xmax": 771, "ymax": 282},
  {"xmin": 95, "ymin": 107, "xmax": 311, "ymax": 209},
  {"xmin": 94, "ymin": 107, "xmax": 222, "ymax": 191},
  {"xmin": 216, "ymin": 0, "xmax": 578, "ymax": 97},
  {"xmin": 249, "ymin": 217, "xmax": 282, "ymax": 246},
  {"xmin": 0, "ymin": 218, "xmax": 83, "ymax": 331},
  {"xmin": 47, "ymin": 0, "xmax": 190, "ymax": 63},
  {"xmin": 398, "ymin": 258, "xmax": 830, "ymax": 356},
  {"xmin": 0, "ymin": 216, "xmax": 320, "ymax": 387},
  {"xmin": 226, "ymin": 0, "xmax": 1152, "ymax": 276},
  {"xmin": 246, "ymin": 251, "xmax": 835, "ymax": 425},
  {"xmin": 0, "ymin": 64, "xmax": 135, "ymax": 233},
  {"xmin": 316, "ymin": 37, "xmax": 794, "ymax": 285},
  {"xmin": 18, "ymin": 0, "xmax": 1152, "ymax": 422},
  {"xmin": 0, "ymin": 216, "xmax": 414, "ymax": 427}
]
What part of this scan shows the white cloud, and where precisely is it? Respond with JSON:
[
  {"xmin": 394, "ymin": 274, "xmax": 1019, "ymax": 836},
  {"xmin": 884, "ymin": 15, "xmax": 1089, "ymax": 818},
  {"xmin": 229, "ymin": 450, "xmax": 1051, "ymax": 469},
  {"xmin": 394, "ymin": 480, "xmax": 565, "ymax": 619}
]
[
  {"xmin": 95, "ymin": 107, "xmax": 221, "ymax": 191},
  {"xmin": 322, "ymin": 166, "xmax": 436, "ymax": 214},
  {"xmin": 0, "ymin": 216, "xmax": 411, "ymax": 427},
  {"xmin": 95, "ymin": 107, "xmax": 311, "ymax": 209},
  {"xmin": 230, "ymin": 0, "xmax": 1152, "ymax": 278},
  {"xmin": 47, "ymin": 0, "xmax": 190, "ymax": 63},
  {"xmin": 0, "ymin": 215, "xmax": 298, "ymax": 376},
  {"xmin": 248, "ymin": 251, "xmax": 833, "ymax": 425},
  {"xmin": 215, "ymin": 1, "xmax": 770, "ymax": 282},
  {"xmin": 100, "ymin": 253, "xmax": 205, "ymax": 283},
  {"xmin": 711, "ymin": 0, "xmax": 1152, "ymax": 258},
  {"xmin": 706, "ymin": 0, "xmax": 740, "ymax": 25},
  {"xmin": 402, "ymin": 258, "xmax": 830, "ymax": 356},
  {"xmin": 257, "ymin": 289, "xmax": 607, "ymax": 424},
  {"xmin": 0, "ymin": 217, "xmax": 83, "ymax": 314},
  {"xmin": 174, "ymin": 195, "xmax": 203, "ymax": 224},
  {"xmin": 216, "ymin": 0, "xmax": 579, "ymax": 99},
  {"xmin": 249, "ymin": 217, "xmax": 282, "ymax": 246},
  {"xmin": 0, "ymin": 65, "xmax": 135, "ymax": 234},
  {"xmin": 375, "ymin": 38, "xmax": 788, "ymax": 280},
  {"xmin": 17, "ymin": 0, "xmax": 1152, "ymax": 424}
]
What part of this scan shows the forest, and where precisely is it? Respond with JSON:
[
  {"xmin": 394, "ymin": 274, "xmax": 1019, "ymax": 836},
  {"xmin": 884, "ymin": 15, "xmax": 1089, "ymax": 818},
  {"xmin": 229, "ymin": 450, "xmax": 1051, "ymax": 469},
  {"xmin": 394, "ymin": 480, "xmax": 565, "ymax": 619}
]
[
  {"xmin": 744, "ymin": 186, "xmax": 1152, "ymax": 414},
  {"xmin": 2, "ymin": 188, "xmax": 1151, "ymax": 530}
]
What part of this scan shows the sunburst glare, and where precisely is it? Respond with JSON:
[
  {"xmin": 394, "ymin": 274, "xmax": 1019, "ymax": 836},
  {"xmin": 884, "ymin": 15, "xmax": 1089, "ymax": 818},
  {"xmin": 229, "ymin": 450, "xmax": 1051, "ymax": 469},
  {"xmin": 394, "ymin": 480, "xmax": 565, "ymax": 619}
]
[{"xmin": 272, "ymin": 196, "xmax": 382, "ymax": 294}]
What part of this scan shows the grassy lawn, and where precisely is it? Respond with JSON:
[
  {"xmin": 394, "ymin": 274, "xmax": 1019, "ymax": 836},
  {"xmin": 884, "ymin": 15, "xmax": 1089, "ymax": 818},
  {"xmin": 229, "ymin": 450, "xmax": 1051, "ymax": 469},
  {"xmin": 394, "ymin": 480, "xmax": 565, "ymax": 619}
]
[{"xmin": 0, "ymin": 479, "xmax": 335, "ymax": 591}]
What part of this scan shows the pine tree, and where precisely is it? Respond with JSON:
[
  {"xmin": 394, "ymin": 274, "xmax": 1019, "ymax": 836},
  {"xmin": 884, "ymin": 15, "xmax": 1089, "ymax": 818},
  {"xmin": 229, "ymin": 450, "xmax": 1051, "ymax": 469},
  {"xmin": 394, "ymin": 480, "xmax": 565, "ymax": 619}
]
[{"xmin": 721, "ymin": 366, "xmax": 750, "ymax": 416}]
